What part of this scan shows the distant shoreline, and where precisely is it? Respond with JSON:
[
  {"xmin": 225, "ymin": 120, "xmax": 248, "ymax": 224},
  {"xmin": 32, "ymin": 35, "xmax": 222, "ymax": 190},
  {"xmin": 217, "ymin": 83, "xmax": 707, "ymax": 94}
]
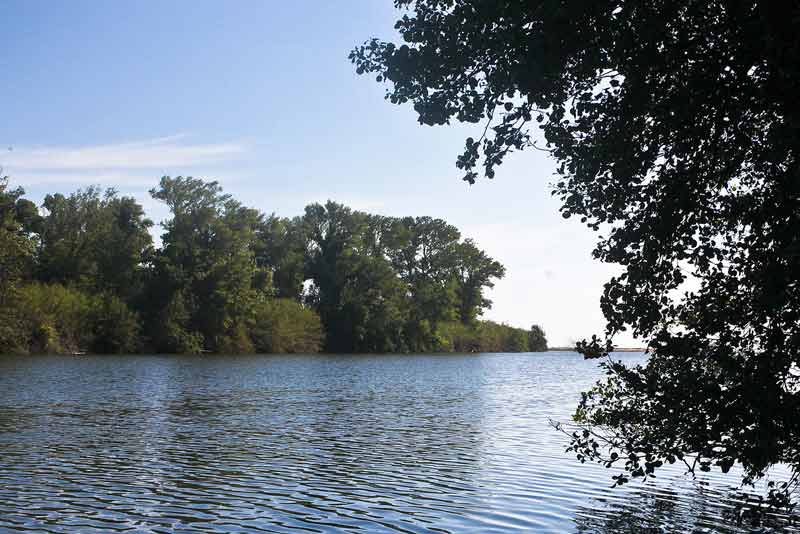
[
  {"xmin": 1, "ymin": 349, "xmax": 649, "ymax": 357},
  {"xmin": 547, "ymin": 347, "xmax": 648, "ymax": 353}
]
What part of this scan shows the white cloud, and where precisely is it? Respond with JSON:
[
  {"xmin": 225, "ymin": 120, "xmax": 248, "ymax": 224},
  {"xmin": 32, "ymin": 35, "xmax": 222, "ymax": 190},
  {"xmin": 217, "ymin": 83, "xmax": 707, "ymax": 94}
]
[
  {"xmin": 5, "ymin": 171, "xmax": 156, "ymax": 186},
  {"xmin": 1, "ymin": 135, "xmax": 247, "ymax": 186}
]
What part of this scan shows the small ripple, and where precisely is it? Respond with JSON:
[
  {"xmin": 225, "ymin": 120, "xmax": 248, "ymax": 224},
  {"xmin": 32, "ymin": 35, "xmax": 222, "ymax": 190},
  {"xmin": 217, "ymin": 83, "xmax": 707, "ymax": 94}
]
[{"xmin": 0, "ymin": 353, "xmax": 797, "ymax": 533}]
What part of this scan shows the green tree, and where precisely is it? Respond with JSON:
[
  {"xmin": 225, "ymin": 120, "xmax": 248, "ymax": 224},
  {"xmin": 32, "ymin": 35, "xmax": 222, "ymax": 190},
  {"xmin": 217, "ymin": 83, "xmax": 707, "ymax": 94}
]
[
  {"xmin": 147, "ymin": 176, "xmax": 265, "ymax": 353},
  {"xmin": 302, "ymin": 201, "xmax": 407, "ymax": 352},
  {"xmin": 528, "ymin": 324, "xmax": 548, "ymax": 352},
  {"xmin": 438, "ymin": 320, "xmax": 533, "ymax": 353},
  {"xmin": 387, "ymin": 216, "xmax": 461, "ymax": 350},
  {"xmin": 148, "ymin": 289, "xmax": 203, "ymax": 354},
  {"xmin": 453, "ymin": 239, "xmax": 505, "ymax": 325},
  {"xmin": 302, "ymin": 201, "xmax": 364, "ymax": 351},
  {"xmin": 353, "ymin": 0, "xmax": 800, "ymax": 506},
  {"xmin": 0, "ymin": 177, "xmax": 38, "ymax": 352},
  {"xmin": 0, "ymin": 174, "xmax": 538, "ymax": 357},
  {"xmin": 301, "ymin": 202, "xmax": 508, "ymax": 352},
  {"xmin": 15, "ymin": 283, "xmax": 94, "ymax": 353},
  {"xmin": 14, "ymin": 283, "xmax": 138, "ymax": 354},
  {"xmin": 341, "ymin": 254, "xmax": 408, "ymax": 352},
  {"xmin": 504, "ymin": 326, "xmax": 529, "ymax": 353},
  {"xmin": 254, "ymin": 214, "xmax": 307, "ymax": 299},
  {"xmin": 89, "ymin": 293, "xmax": 142, "ymax": 354},
  {"xmin": 37, "ymin": 187, "xmax": 153, "ymax": 301},
  {"xmin": 250, "ymin": 297, "xmax": 323, "ymax": 353}
]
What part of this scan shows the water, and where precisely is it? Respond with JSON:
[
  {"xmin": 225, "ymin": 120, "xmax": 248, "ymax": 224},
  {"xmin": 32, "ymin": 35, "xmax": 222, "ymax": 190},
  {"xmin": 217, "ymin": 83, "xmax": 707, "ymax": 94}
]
[{"xmin": 0, "ymin": 352, "xmax": 796, "ymax": 533}]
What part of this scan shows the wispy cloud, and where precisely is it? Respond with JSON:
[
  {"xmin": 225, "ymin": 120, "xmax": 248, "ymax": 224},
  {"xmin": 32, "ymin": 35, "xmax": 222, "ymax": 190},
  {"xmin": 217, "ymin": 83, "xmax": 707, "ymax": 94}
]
[{"xmin": 1, "ymin": 135, "xmax": 247, "ymax": 185}]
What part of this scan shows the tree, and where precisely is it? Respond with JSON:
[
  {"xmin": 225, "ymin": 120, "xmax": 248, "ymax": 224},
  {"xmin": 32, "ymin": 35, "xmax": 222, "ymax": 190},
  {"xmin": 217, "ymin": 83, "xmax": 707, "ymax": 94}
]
[
  {"xmin": 387, "ymin": 216, "xmax": 461, "ymax": 350},
  {"xmin": 89, "ymin": 293, "xmax": 142, "ymax": 354},
  {"xmin": 302, "ymin": 201, "xmax": 363, "ymax": 351},
  {"xmin": 352, "ymin": 0, "xmax": 800, "ymax": 508},
  {"xmin": 301, "ymin": 203, "xmax": 507, "ymax": 352},
  {"xmin": 0, "ymin": 173, "xmax": 535, "ymax": 356},
  {"xmin": 37, "ymin": 187, "xmax": 153, "ymax": 301},
  {"xmin": 147, "ymin": 176, "xmax": 265, "ymax": 353},
  {"xmin": 254, "ymin": 214, "xmax": 307, "ymax": 300},
  {"xmin": 249, "ymin": 297, "xmax": 323, "ymax": 353},
  {"xmin": 453, "ymin": 239, "xmax": 505, "ymax": 325},
  {"xmin": 0, "ymin": 177, "xmax": 38, "ymax": 352},
  {"xmin": 340, "ymin": 254, "xmax": 408, "ymax": 352},
  {"xmin": 302, "ymin": 202, "xmax": 408, "ymax": 352},
  {"xmin": 528, "ymin": 324, "xmax": 548, "ymax": 352}
]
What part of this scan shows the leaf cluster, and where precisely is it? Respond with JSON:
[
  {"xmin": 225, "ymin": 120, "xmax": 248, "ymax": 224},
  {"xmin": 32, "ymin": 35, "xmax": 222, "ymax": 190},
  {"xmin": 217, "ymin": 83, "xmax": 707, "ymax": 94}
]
[{"xmin": 353, "ymin": 0, "xmax": 800, "ymax": 510}]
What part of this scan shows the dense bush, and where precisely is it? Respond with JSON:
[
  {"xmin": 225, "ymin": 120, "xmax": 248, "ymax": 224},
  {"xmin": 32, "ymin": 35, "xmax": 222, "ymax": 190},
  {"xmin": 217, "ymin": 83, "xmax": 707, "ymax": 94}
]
[
  {"xmin": 11, "ymin": 284, "xmax": 142, "ymax": 354},
  {"xmin": 89, "ymin": 294, "xmax": 142, "ymax": 354},
  {"xmin": 15, "ymin": 283, "xmax": 95, "ymax": 353},
  {"xmin": 250, "ymin": 298, "xmax": 324, "ymax": 353},
  {"xmin": 436, "ymin": 321, "xmax": 547, "ymax": 353},
  {"xmin": 436, "ymin": 321, "xmax": 479, "ymax": 352}
]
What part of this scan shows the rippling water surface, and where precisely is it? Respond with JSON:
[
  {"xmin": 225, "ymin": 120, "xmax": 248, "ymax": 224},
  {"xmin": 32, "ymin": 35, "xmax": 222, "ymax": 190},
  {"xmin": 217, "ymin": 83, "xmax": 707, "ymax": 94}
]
[{"xmin": 0, "ymin": 352, "xmax": 797, "ymax": 533}]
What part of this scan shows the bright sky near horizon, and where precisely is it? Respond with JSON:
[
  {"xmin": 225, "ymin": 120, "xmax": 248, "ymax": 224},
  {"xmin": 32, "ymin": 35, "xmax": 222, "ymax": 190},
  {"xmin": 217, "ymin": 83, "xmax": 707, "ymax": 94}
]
[{"xmin": 2, "ymin": 0, "xmax": 636, "ymax": 347}]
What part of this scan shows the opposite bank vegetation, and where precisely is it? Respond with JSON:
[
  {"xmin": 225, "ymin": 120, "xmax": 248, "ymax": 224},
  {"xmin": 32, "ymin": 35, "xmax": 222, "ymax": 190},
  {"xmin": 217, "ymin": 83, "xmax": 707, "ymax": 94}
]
[{"xmin": 0, "ymin": 176, "xmax": 547, "ymax": 355}]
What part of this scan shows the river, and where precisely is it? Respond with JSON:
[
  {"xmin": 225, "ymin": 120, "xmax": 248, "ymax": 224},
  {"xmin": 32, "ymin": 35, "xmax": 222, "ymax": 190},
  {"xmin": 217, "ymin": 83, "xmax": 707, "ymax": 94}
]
[{"xmin": 0, "ymin": 352, "xmax": 796, "ymax": 533}]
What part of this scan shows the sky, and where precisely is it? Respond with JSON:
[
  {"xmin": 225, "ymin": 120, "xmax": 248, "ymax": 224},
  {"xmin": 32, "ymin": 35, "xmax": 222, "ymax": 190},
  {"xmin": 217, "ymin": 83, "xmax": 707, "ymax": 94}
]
[{"xmin": 1, "ymin": 0, "xmax": 635, "ymax": 347}]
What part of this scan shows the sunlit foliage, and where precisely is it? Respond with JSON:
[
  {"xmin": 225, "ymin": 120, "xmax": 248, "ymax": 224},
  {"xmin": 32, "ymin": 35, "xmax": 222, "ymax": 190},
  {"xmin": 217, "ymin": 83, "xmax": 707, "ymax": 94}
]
[{"xmin": 0, "ymin": 177, "xmax": 542, "ymax": 357}]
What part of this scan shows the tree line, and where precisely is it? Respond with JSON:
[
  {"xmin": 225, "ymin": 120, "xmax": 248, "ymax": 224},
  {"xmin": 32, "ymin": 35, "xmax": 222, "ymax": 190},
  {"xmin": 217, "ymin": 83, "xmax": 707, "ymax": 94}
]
[{"xmin": 0, "ymin": 175, "xmax": 547, "ymax": 355}]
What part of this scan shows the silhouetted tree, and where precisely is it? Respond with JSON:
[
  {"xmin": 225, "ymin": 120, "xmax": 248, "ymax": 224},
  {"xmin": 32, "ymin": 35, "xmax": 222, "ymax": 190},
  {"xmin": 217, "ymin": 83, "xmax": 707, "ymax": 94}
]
[{"xmin": 352, "ymin": 0, "xmax": 800, "ymax": 507}]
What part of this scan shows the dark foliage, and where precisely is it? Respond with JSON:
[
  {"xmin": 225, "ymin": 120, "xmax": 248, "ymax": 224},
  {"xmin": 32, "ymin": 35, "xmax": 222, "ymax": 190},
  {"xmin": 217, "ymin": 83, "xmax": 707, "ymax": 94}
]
[
  {"xmin": 528, "ymin": 325, "xmax": 547, "ymax": 352},
  {"xmin": 352, "ymin": 0, "xmax": 800, "ymax": 509}
]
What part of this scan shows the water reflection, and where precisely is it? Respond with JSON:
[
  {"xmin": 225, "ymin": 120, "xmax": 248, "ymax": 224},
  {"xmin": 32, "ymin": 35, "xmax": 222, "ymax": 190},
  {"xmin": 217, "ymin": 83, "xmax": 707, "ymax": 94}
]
[
  {"xmin": 0, "ymin": 353, "xmax": 796, "ymax": 533},
  {"xmin": 574, "ymin": 481, "xmax": 799, "ymax": 533}
]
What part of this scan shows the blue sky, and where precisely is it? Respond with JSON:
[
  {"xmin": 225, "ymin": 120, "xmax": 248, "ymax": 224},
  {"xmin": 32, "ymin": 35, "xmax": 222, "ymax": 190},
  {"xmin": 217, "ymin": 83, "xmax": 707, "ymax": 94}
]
[{"xmin": 2, "ymin": 0, "xmax": 633, "ymax": 346}]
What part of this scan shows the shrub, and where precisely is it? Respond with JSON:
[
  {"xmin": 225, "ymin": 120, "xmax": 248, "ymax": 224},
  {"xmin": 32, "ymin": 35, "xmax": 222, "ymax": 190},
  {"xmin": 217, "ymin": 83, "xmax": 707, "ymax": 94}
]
[
  {"xmin": 89, "ymin": 294, "xmax": 142, "ymax": 354},
  {"xmin": 437, "ymin": 321, "xmax": 480, "ymax": 352},
  {"xmin": 12, "ymin": 283, "xmax": 142, "ymax": 354},
  {"xmin": 436, "ymin": 320, "xmax": 534, "ymax": 353},
  {"xmin": 15, "ymin": 283, "xmax": 94, "ymax": 353},
  {"xmin": 250, "ymin": 298, "xmax": 323, "ymax": 353},
  {"xmin": 216, "ymin": 323, "xmax": 255, "ymax": 354}
]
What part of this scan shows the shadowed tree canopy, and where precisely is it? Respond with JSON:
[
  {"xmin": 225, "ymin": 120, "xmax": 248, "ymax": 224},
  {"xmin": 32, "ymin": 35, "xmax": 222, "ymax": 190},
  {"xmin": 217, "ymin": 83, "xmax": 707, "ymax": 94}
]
[
  {"xmin": 352, "ymin": 0, "xmax": 800, "ymax": 509},
  {"xmin": 453, "ymin": 239, "xmax": 505, "ymax": 325},
  {"xmin": 301, "ymin": 201, "xmax": 509, "ymax": 352},
  {"xmin": 254, "ymin": 214, "xmax": 307, "ymax": 300}
]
